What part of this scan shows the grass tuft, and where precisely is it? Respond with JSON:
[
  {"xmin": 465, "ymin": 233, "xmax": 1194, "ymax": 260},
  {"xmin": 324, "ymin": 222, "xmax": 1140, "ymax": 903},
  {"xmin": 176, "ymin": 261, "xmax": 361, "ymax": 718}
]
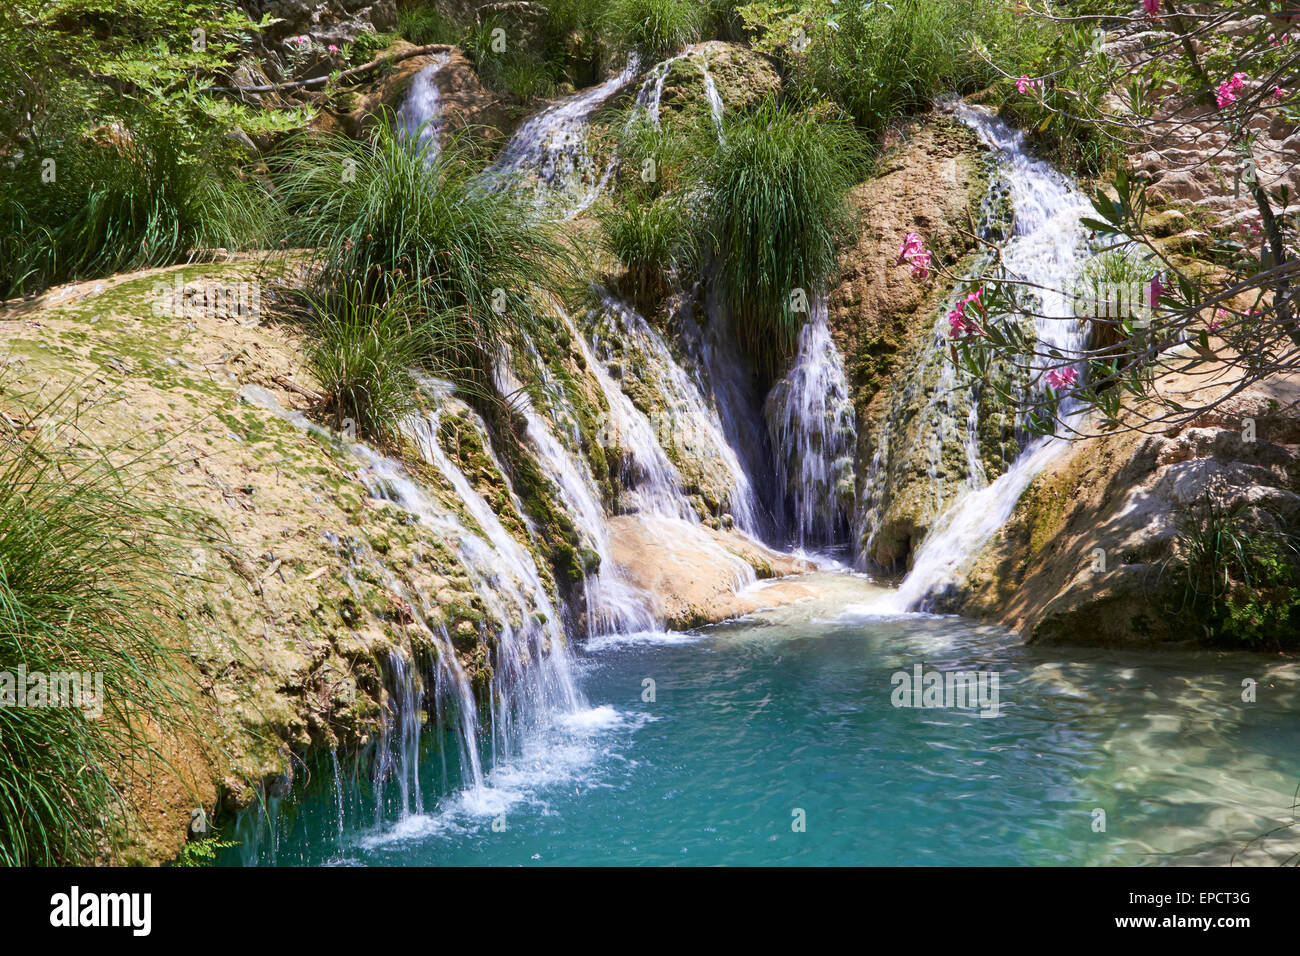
[
  {"xmin": 0, "ymin": 387, "xmax": 207, "ymax": 864},
  {"xmin": 703, "ymin": 98, "xmax": 864, "ymax": 376}
]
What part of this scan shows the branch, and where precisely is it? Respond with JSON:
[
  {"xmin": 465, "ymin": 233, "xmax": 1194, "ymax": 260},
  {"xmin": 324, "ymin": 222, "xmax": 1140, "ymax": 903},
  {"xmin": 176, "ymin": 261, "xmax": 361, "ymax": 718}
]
[{"xmin": 209, "ymin": 44, "xmax": 455, "ymax": 95}]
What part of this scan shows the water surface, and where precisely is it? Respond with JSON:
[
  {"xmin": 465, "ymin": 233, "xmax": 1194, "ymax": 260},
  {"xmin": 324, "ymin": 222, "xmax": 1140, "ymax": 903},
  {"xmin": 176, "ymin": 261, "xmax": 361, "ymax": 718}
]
[{"xmin": 226, "ymin": 576, "xmax": 1300, "ymax": 866}]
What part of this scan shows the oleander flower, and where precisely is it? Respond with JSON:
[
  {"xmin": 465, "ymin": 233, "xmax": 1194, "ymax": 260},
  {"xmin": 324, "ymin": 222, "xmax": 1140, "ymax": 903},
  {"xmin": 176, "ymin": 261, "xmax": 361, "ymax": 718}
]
[{"xmin": 1045, "ymin": 366, "xmax": 1078, "ymax": 389}]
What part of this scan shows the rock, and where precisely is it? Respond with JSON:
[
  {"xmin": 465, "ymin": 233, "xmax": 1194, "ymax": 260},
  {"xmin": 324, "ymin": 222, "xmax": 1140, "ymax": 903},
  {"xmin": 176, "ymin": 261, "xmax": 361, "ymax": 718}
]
[
  {"xmin": 606, "ymin": 515, "xmax": 815, "ymax": 629},
  {"xmin": 827, "ymin": 114, "xmax": 996, "ymax": 570},
  {"xmin": 951, "ymin": 367, "xmax": 1300, "ymax": 646}
]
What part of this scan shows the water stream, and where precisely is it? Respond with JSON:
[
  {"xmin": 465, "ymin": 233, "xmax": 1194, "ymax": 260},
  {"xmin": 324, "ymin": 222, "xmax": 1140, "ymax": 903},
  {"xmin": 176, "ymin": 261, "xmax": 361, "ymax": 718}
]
[
  {"xmin": 221, "ymin": 86, "xmax": 1294, "ymax": 866},
  {"xmin": 227, "ymin": 585, "xmax": 1300, "ymax": 866},
  {"xmin": 877, "ymin": 104, "xmax": 1093, "ymax": 610}
]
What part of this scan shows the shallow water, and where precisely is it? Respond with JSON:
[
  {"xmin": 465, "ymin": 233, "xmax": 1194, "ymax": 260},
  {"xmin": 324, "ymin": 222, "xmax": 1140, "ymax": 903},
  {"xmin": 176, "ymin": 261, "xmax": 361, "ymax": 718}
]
[{"xmin": 225, "ymin": 576, "xmax": 1300, "ymax": 866}]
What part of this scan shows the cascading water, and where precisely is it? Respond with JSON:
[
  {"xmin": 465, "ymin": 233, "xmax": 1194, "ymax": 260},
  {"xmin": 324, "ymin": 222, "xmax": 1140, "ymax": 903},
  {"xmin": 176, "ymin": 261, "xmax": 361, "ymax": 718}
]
[
  {"xmin": 396, "ymin": 54, "xmax": 452, "ymax": 159},
  {"xmin": 880, "ymin": 103, "xmax": 1093, "ymax": 611},
  {"xmin": 484, "ymin": 58, "xmax": 639, "ymax": 217},
  {"xmin": 593, "ymin": 292, "xmax": 761, "ymax": 533},
  {"xmin": 493, "ymin": 338, "xmax": 659, "ymax": 637},
  {"xmin": 231, "ymin": 382, "xmax": 594, "ymax": 834},
  {"xmin": 484, "ymin": 47, "xmax": 728, "ymax": 218},
  {"xmin": 763, "ymin": 294, "xmax": 857, "ymax": 552}
]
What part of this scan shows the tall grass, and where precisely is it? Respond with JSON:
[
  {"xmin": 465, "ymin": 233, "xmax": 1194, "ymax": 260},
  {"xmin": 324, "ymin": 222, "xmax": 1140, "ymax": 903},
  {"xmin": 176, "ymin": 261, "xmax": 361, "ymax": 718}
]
[
  {"xmin": 598, "ymin": 192, "xmax": 699, "ymax": 303},
  {"xmin": 396, "ymin": 1, "xmax": 461, "ymax": 46},
  {"xmin": 602, "ymin": 0, "xmax": 703, "ymax": 62},
  {"xmin": 276, "ymin": 115, "xmax": 573, "ymax": 402},
  {"xmin": 599, "ymin": 106, "xmax": 710, "ymax": 303},
  {"xmin": 301, "ymin": 279, "xmax": 459, "ymax": 444},
  {"xmin": 0, "ymin": 389, "xmax": 205, "ymax": 864},
  {"xmin": 789, "ymin": 0, "xmax": 1039, "ymax": 137},
  {"xmin": 0, "ymin": 117, "xmax": 273, "ymax": 300},
  {"xmin": 704, "ymin": 99, "xmax": 864, "ymax": 375}
]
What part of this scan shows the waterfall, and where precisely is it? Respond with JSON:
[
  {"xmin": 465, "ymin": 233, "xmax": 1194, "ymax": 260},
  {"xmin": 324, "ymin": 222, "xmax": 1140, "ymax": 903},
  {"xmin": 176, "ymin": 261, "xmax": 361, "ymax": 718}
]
[
  {"xmin": 233, "ymin": 382, "xmax": 585, "ymax": 823},
  {"xmin": 396, "ymin": 54, "xmax": 452, "ymax": 160},
  {"xmin": 494, "ymin": 339, "xmax": 659, "ymax": 637},
  {"xmin": 698, "ymin": 61, "xmax": 725, "ymax": 138},
  {"xmin": 594, "ymin": 292, "xmax": 761, "ymax": 533},
  {"xmin": 483, "ymin": 58, "xmax": 639, "ymax": 217},
  {"xmin": 483, "ymin": 47, "xmax": 728, "ymax": 218},
  {"xmin": 881, "ymin": 104, "xmax": 1092, "ymax": 611},
  {"xmin": 763, "ymin": 294, "xmax": 857, "ymax": 552}
]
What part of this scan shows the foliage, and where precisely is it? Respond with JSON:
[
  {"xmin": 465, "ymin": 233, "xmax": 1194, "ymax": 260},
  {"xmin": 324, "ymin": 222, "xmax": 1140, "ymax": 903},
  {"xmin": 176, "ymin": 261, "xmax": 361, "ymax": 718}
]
[
  {"xmin": 396, "ymin": 1, "xmax": 461, "ymax": 46},
  {"xmin": 599, "ymin": 102, "xmax": 714, "ymax": 303},
  {"xmin": 172, "ymin": 834, "xmax": 240, "ymax": 866},
  {"xmin": 703, "ymin": 98, "xmax": 865, "ymax": 375},
  {"xmin": 1165, "ymin": 496, "xmax": 1300, "ymax": 648},
  {"xmin": 739, "ymin": 0, "xmax": 1045, "ymax": 137},
  {"xmin": 300, "ymin": 280, "xmax": 448, "ymax": 444},
  {"xmin": 0, "ymin": 386, "xmax": 208, "ymax": 864},
  {"xmin": 0, "ymin": 117, "xmax": 275, "ymax": 298},
  {"xmin": 945, "ymin": 5, "xmax": 1300, "ymax": 440},
  {"xmin": 601, "ymin": 0, "xmax": 703, "ymax": 62},
  {"xmin": 275, "ymin": 117, "xmax": 574, "ymax": 399},
  {"xmin": 598, "ymin": 192, "xmax": 700, "ymax": 302},
  {"xmin": 0, "ymin": 2, "xmax": 302, "ymax": 298}
]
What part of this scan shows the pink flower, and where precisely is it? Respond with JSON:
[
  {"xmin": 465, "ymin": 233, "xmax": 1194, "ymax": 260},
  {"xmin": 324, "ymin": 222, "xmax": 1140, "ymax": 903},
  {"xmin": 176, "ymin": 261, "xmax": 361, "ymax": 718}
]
[
  {"xmin": 328, "ymin": 44, "xmax": 339, "ymax": 52},
  {"xmin": 1045, "ymin": 367, "xmax": 1078, "ymax": 389},
  {"xmin": 1143, "ymin": 0, "xmax": 1159, "ymax": 14},
  {"xmin": 1275, "ymin": 85, "xmax": 1286, "ymax": 100},
  {"xmin": 1217, "ymin": 72, "xmax": 1249, "ymax": 108},
  {"xmin": 947, "ymin": 287, "xmax": 986, "ymax": 338},
  {"xmin": 1209, "ymin": 308, "xmax": 1229, "ymax": 332},
  {"xmin": 897, "ymin": 232, "xmax": 933, "ymax": 279},
  {"xmin": 897, "ymin": 232, "xmax": 924, "ymax": 265},
  {"xmin": 1147, "ymin": 273, "xmax": 1164, "ymax": 308}
]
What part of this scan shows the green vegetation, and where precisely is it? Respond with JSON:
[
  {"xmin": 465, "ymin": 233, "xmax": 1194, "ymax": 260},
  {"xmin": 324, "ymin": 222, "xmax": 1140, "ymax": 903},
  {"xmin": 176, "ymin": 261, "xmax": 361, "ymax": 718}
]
[
  {"xmin": 703, "ymin": 99, "xmax": 865, "ymax": 375},
  {"xmin": 396, "ymin": 1, "xmax": 461, "ymax": 46},
  {"xmin": 598, "ymin": 105, "xmax": 713, "ymax": 304},
  {"xmin": 172, "ymin": 834, "xmax": 240, "ymax": 867},
  {"xmin": 1165, "ymin": 496, "xmax": 1300, "ymax": 649},
  {"xmin": 276, "ymin": 117, "xmax": 574, "ymax": 423},
  {"xmin": 301, "ymin": 280, "xmax": 447, "ymax": 445},
  {"xmin": 0, "ymin": 388, "xmax": 207, "ymax": 864},
  {"xmin": 599, "ymin": 192, "xmax": 700, "ymax": 303},
  {"xmin": 1, "ymin": 117, "xmax": 275, "ymax": 298},
  {"xmin": 739, "ymin": 0, "xmax": 1045, "ymax": 137},
  {"xmin": 602, "ymin": 0, "xmax": 704, "ymax": 62},
  {"xmin": 0, "ymin": 1, "xmax": 306, "ymax": 299}
]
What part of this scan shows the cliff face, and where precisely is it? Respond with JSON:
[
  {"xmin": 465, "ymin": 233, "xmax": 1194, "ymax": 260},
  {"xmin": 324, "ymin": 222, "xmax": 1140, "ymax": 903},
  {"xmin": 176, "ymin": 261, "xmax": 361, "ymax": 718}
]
[{"xmin": 826, "ymin": 116, "xmax": 1006, "ymax": 572}]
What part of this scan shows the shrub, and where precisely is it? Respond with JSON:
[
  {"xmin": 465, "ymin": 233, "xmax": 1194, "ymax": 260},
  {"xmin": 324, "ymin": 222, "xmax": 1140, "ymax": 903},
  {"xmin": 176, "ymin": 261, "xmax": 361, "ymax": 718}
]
[
  {"xmin": 396, "ymin": 2, "xmax": 462, "ymax": 46},
  {"xmin": 602, "ymin": 0, "xmax": 703, "ymax": 62},
  {"xmin": 743, "ymin": 0, "xmax": 1044, "ymax": 138},
  {"xmin": 0, "ymin": 118, "xmax": 273, "ymax": 299},
  {"xmin": 1166, "ymin": 496, "xmax": 1300, "ymax": 649},
  {"xmin": 703, "ymin": 98, "xmax": 864, "ymax": 375}
]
